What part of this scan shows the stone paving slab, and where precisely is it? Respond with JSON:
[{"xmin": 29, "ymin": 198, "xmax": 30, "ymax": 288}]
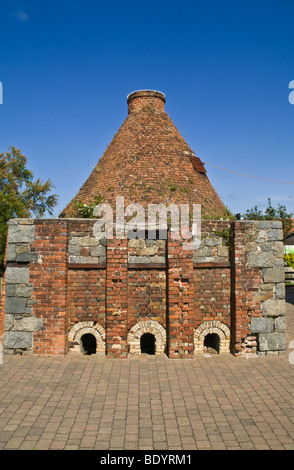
[
  {"xmin": 0, "ymin": 353, "xmax": 294, "ymax": 450},
  {"xmin": 0, "ymin": 288, "xmax": 293, "ymax": 451}
]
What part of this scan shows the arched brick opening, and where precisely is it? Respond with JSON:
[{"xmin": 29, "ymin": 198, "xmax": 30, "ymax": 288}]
[
  {"xmin": 68, "ymin": 321, "xmax": 106, "ymax": 355},
  {"xmin": 140, "ymin": 333, "xmax": 156, "ymax": 355},
  {"xmin": 80, "ymin": 333, "xmax": 97, "ymax": 355},
  {"xmin": 204, "ymin": 333, "xmax": 220, "ymax": 353},
  {"xmin": 127, "ymin": 320, "xmax": 166, "ymax": 356},
  {"xmin": 194, "ymin": 321, "xmax": 230, "ymax": 355}
]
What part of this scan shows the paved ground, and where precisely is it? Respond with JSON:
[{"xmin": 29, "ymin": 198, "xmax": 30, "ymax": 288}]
[{"xmin": 0, "ymin": 288, "xmax": 294, "ymax": 451}]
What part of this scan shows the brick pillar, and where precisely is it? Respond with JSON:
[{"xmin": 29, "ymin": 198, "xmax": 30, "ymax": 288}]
[
  {"xmin": 167, "ymin": 234, "xmax": 194, "ymax": 358},
  {"xmin": 106, "ymin": 237, "xmax": 128, "ymax": 357},
  {"xmin": 231, "ymin": 222, "xmax": 263, "ymax": 355},
  {"xmin": 30, "ymin": 220, "xmax": 68, "ymax": 355}
]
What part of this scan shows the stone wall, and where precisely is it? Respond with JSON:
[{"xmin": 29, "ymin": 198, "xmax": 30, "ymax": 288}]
[
  {"xmin": 194, "ymin": 221, "xmax": 231, "ymax": 264},
  {"xmin": 3, "ymin": 219, "xmax": 41, "ymax": 354},
  {"xmin": 0, "ymin": 218, "xmax": 287, "ymax": 357},
  {"xmin": 245, "ymin": 221, "xmax": 286, "ymax": 356},
  {"xmin": 128, "ymin": 239, "xmax": 166, "ymax": 265},
  {"xmin": 68, "ymin": 223, "xmax": 106, "ymax": 265}
]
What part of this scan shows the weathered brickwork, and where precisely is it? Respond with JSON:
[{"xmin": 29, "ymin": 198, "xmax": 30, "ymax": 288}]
[
  {"xmin": 68, "ymin": 321, "xmax": 106, "ymax": 355},
  {"xmin": 168, "ymin": 235, "xmax": 195, "ymax": 358},
  {"xmin": 127, "ymin": 270, "xmax": 166, "ymax": 328},
  {"xmin": 67, "ymin": 269, "xmax": 106, "ymax": 329},
  {"xmin": 194, "ymin": 268, "xmax": 231, "ymax": 327},
  {"xmin": 106, "ymin": 237, "xmax": 128, "ymax": 357},
  {"xmin": 30, "ymin": 220, "xmax": 68, "ymax": 356},
  {"xmin": 62, "ymin": 91, "xmax": 227, "ymax": 219},
  {"xmin": 0, "ymin": 218, "xmax": 287, "ymax": 358}
]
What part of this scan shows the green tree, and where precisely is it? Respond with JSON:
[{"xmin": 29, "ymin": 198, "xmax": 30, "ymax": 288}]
[
  {"xmin": 0, "ymin": 147, "xmax": 58, "ymax": 274},
  {"xmin": 243, "ymin": 198, "xmax": 293, "ymax": 239}
]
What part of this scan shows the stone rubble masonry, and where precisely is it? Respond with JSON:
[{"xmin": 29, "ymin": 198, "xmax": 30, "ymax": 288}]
[
  {"xmin": 234, "ymin": 220, "xmax": 286, "ymax": 356},
  {"xmin": 0, "ymin": 218, "xmax": 287, "ymax": 357},
  {"xmin": 194, "ymin": 221, "xmax": 230, "ymax": 264},
  {"xmin": 68, "ymin": 228, "xmax": 106, "ymax": 264},
  {"xmin": 128, "ymin": 239, "xmax": 166, "ymax": 265},
  {"xmin": 3, "ymin": 219, "xmax": 40, "ymax": 354}
]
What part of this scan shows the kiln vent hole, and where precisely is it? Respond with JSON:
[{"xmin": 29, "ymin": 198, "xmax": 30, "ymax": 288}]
[
  {"xmin": 81, "ymin": 334, "xmax": 97, "ymax": 355},
  {"xmin": 140, "ymin": 333, "xmax": 156, "ymax": 355},
  {"xmin": 204, "ymin": 333, "xmax": 220, "ymax": 354}
]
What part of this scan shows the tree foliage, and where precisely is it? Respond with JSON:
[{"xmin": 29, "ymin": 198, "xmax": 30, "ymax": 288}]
[
  {"xmin": 285, "ymin": 253, "xmax": 294, "ymax": 268},
  {"xmin": 0, "ymin": 147, "xmax": 58, "ymax": 274},
  {"xmin": 72, "ymin": 195, "xmax": 103, "ymax": 218},
  {"xmin": 243, "ymin": 198, "xmax": 293, "ymax": 239}
]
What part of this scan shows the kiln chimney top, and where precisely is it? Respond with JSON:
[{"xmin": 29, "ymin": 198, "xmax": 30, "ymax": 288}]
[{"xmin": 127, "ymin": 90, "xmax": 166, "ymax": 114}]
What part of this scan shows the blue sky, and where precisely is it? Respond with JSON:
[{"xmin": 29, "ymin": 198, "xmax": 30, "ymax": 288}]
[{"xmin": 0, "ymin": 0, "xmax": 294, "ymax": 218}]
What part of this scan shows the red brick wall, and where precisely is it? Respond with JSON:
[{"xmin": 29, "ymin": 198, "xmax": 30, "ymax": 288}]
[
  {"xmin": 194, "ymin": 267, "xmax": 231, "ymax": 328},
  {"xmin": 30, "ymin": 220, "xmax": 68, "ymax": 355},
  {"xmin": 231, "ymin": 222, "xmax": 263, "ymax": 354},
  {"xmin": 67, "ymin": 268, "xmax": 106, "ymax": 329},
  {"xmin": 106, "ymin": 237, "xmax": 128, "ymax": 357},
  {"xmin": 127, "ymin": 269, "xmax": 166, "ymax": 330},
  {"xmin": 168, "ymin": 235, "xmax": 194, "ymax": 358}
]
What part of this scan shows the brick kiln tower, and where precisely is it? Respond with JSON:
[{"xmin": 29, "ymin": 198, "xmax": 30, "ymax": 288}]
[
  {"xmin": 1, "ymin": 91, "xmax": 287, "ymax": 358},
  {"xmin": 63, "ymin": 90, "xmax": 227, "ymax": 218}
]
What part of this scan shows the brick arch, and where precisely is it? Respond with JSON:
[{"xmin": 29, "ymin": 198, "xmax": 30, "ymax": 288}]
[
  {"xmin": 68, "ymin": 321, "xmax": 106, "ymax": 355},
  {"xmin": 127, "ymin": 320, "xmax": 166, "ymax": 355},
  {"xmin": 194, "ymin": 320, "xmax": 230, "ymax": 354}
]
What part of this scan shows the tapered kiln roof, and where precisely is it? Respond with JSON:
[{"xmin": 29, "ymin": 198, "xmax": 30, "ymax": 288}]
[{"xmin": 62, "ymin": 90, "xmax": 226, "ymax": 218}]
